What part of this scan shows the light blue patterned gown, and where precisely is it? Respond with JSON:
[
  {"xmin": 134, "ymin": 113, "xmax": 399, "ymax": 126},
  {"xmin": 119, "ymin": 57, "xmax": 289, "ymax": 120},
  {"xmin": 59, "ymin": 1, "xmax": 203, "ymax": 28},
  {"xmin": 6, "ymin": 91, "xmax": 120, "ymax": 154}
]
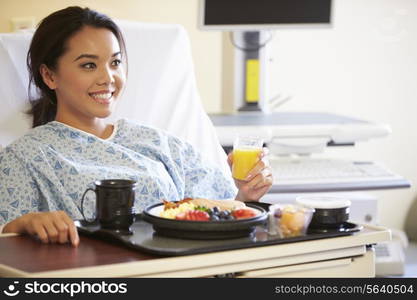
[{"xmin": 0, "ymin": 119, "xmax": 237, "ymax": 225}]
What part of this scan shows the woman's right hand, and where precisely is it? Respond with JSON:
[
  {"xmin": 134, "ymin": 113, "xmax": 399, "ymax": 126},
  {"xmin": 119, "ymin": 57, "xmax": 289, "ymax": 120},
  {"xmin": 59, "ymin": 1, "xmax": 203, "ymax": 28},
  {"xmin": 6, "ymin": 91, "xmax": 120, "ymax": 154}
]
[{"xmin": 3, "ymin": 211, "xmax": 79, "ymax": 247}]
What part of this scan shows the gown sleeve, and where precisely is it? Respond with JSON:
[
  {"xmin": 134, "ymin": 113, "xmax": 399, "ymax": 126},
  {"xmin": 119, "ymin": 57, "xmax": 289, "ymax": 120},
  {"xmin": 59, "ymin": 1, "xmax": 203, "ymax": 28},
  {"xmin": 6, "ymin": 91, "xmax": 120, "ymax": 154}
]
[
  {"xmin": 166, "ymin": 134, "xmax": 238, "ymax": 200},
  {"xmin": 0, "ymin": 148, "xmax": 41, "ymax": 226}
]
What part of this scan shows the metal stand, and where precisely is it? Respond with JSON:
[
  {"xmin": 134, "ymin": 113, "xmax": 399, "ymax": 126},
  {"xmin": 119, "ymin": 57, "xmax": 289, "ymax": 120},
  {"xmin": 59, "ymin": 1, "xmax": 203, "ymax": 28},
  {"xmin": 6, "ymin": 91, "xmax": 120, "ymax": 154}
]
[{"xmin": 232, "ymin": 31, "xmax": 269, "ymax": 112}]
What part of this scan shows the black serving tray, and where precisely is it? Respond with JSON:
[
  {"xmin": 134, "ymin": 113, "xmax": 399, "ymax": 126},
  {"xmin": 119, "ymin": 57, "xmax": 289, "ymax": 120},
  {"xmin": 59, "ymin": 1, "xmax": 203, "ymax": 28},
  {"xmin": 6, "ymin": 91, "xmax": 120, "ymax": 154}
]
[{"xmin": 75, "ymin": 215, "xmax": 363, "ymax": 257}]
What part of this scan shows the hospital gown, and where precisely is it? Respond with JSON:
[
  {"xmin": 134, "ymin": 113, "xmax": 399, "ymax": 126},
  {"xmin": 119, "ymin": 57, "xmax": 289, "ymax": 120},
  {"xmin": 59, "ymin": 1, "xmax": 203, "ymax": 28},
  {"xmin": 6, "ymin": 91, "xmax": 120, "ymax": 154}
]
[{"xmin": 0, "ymin": 119, "xmax": 237, "ymax": 225}]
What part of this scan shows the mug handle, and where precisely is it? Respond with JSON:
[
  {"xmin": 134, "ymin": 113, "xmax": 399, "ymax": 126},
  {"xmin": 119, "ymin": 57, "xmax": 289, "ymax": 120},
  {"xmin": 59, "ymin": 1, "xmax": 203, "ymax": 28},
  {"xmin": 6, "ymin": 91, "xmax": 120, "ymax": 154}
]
[{"xmin": 80, "ymin": 188, "xmax": 97, "ymax": 223}]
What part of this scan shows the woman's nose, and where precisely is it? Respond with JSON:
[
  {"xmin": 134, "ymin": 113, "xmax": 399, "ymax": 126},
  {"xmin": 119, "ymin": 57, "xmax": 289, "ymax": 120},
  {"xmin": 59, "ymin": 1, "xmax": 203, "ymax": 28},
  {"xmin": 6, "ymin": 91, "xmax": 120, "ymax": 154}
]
[{"xmin": 97, "ymin": 66, "xmax": 114, "ymax": 86}]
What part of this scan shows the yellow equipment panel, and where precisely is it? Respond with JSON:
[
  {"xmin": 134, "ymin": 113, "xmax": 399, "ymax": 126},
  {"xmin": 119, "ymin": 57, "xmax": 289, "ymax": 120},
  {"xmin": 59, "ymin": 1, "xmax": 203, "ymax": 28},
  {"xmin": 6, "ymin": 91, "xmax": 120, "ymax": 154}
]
[{"xmin": 245, "ymin": 59, "xmax": 259, "ymax": 103}]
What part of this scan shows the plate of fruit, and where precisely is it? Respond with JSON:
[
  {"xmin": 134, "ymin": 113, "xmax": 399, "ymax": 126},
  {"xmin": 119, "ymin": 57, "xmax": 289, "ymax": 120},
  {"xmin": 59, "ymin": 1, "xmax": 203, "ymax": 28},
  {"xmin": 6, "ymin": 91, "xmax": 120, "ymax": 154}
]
[{"xmin": 142, "ymin": 198, "xmax": 268, "ymax": 239}]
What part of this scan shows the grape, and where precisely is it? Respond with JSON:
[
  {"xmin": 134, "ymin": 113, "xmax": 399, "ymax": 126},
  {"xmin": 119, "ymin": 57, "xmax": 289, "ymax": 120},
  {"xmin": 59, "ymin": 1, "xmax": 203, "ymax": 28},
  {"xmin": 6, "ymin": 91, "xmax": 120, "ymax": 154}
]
[{"xmin": 274, "ymin": 208, "xmax": 282, "ymax": 218}]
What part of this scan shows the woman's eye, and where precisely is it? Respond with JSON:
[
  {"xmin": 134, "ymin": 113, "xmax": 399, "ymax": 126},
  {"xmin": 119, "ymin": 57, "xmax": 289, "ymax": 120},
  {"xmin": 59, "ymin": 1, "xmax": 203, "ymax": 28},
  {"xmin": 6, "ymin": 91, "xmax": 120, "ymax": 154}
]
[
  {"xmin": 112, "ymin": 59, "xmax": 122, "ymax": 67},
  {"xmin": 81, "ymin": 62, "xmax": 96, "ymax": 69}
]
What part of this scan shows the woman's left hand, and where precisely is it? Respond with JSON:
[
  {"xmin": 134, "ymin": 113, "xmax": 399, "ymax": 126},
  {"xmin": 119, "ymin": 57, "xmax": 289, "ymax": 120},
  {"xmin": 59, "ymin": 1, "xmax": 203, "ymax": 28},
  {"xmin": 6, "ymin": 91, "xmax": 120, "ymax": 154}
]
[{"xmin": 227, "ymin": 147, "xmax": 273, "ymax": 202}]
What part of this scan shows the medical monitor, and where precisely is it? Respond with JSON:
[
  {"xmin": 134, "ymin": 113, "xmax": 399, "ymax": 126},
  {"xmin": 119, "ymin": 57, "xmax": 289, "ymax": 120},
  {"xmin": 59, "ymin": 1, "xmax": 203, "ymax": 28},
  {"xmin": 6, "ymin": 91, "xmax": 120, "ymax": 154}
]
[{"xmin": 199, "ymin": 0, "xmax": 332, "ymax": 31}]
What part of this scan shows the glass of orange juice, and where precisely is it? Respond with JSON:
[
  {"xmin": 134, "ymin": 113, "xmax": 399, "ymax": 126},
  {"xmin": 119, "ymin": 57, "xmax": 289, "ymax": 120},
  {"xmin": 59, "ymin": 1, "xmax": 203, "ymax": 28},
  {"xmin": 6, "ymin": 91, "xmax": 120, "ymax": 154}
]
[{"xmin": 232, "ymin": 136, "xmax": 264, "ymax": 181}]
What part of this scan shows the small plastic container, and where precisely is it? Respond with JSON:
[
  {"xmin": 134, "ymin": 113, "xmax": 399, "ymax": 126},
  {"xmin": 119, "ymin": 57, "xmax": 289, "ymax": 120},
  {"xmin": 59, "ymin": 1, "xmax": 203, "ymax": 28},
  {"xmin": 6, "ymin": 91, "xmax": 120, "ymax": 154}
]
[
  {"xmin": 295, "ymin": 196, "xmax": 351, "ymax": 229},
  {"xmin": 268, "ymin": 204, "xmax": 315, "ymax": 238}
]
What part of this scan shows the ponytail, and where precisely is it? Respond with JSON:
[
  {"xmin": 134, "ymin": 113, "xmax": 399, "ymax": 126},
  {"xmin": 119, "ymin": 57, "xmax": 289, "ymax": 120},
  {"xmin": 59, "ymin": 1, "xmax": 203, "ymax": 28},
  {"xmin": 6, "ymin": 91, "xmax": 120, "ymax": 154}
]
[{"xmin": 27, "ymin": 96, "xmax": 57, "ymax": 128}]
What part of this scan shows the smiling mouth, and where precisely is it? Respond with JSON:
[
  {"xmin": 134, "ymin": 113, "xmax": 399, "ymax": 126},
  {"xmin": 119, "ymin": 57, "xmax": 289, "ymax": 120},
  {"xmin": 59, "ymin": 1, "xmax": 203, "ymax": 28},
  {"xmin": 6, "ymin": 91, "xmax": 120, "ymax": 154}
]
[{"xmin": 88, "ymin": 92, "xmax": 115, "ymax": 104}]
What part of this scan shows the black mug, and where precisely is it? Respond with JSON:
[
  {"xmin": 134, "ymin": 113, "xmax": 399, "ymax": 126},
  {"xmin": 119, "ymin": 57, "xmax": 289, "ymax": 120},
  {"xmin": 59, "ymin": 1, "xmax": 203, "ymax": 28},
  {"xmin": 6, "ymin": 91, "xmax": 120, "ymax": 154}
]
[{"xmin": 81, "ymin": 179, "xmax": 137, "ymax": 234}]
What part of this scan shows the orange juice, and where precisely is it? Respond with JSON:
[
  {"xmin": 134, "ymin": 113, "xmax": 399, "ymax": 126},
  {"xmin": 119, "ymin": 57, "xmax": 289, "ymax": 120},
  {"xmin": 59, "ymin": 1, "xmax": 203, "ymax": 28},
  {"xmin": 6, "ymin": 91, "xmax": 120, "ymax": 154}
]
[{"xmin": 232, "ymin": 148, "xmax": 262, "ymax": 180}]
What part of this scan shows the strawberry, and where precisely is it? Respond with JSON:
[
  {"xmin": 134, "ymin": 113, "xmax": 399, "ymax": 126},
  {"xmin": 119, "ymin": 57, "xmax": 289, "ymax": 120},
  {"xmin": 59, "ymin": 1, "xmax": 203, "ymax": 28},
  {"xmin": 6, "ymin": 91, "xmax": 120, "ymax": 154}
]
[
  {"xmin": 232, "ymin": 208, "xmax": 257, "ymax": 219},
  {"xmin": 175, "ymin": 210, "xmax": 210, "ymax": 221}
]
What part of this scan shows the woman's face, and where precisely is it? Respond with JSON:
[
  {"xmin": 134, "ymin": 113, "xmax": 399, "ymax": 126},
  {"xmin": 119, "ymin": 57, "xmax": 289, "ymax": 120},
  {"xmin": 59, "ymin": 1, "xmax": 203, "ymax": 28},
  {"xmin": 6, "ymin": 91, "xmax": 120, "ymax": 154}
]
[{"xmin": 46, "ymin": 26, "xmax": 126, "ymax": 123}]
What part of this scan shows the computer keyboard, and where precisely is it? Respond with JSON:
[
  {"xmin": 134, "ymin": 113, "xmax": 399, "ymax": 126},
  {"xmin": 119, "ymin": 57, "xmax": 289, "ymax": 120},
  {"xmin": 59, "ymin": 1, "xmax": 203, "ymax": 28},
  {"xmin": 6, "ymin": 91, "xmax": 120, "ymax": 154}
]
[{"xmin": 270, "ymin": 158, "xmax": 406, "ymax": 189}]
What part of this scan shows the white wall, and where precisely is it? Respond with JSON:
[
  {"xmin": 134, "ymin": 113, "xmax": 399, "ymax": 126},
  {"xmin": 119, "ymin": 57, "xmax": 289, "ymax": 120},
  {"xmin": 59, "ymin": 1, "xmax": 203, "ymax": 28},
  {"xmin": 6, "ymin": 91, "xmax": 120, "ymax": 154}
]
[
  {"xmin": 263, "ymin": 0, "xmax": 417, "ymax": 230},
  {"xmin": 0, "ymin": 0, "xmax": 223, "ymax": 113}
]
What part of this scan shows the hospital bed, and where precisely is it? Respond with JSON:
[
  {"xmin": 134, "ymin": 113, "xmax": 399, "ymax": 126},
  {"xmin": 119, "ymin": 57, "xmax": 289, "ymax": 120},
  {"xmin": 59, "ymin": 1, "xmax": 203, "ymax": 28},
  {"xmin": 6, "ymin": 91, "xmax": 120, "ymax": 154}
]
[{"xmin": 0, "ymin": 21, "xmax": 390, "ymax": 277}]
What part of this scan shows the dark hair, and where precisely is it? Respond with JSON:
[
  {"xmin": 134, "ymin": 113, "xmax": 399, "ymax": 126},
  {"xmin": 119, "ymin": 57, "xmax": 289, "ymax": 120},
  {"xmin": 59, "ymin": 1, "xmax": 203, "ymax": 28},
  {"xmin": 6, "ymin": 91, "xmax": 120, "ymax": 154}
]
[{"xmin": 27, "ymin": 6, "xmax": 127, "ymax": 127}]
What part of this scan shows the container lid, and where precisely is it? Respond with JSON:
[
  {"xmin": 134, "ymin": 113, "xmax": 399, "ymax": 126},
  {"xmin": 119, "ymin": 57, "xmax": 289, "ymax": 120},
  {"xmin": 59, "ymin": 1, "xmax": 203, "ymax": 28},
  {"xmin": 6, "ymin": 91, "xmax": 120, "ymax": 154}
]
[{"xmin": 295, "ymin": 196, "xmax": 351, "ymax": 209}]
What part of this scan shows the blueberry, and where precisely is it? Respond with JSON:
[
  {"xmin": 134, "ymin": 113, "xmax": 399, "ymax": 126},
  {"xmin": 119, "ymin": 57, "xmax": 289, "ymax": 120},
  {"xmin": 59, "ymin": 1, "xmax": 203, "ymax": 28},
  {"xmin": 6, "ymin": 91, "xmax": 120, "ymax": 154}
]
[
  {"xmin": 210, "ymin": 215, "xmax": 220, "ymax": 221},
  {"xmin": 219, "ymin": 211, "xmax": 231, "ymax": 220}
]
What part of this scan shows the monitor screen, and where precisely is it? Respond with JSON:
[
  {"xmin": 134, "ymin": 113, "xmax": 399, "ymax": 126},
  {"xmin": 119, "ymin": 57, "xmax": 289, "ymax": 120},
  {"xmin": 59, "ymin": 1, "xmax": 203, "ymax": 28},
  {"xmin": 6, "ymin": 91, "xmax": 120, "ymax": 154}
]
[{"xmin": 199, "ymin": 0, "xmax": 332, "ymax": 30}]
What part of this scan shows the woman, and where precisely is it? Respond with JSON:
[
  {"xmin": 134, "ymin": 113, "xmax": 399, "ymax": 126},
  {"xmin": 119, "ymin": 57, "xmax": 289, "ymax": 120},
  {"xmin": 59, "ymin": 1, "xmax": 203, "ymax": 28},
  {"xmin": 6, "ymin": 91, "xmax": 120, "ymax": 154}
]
[{"xmin": 0, "ymin": 7, "xmax": 273, "ymax": 246}]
